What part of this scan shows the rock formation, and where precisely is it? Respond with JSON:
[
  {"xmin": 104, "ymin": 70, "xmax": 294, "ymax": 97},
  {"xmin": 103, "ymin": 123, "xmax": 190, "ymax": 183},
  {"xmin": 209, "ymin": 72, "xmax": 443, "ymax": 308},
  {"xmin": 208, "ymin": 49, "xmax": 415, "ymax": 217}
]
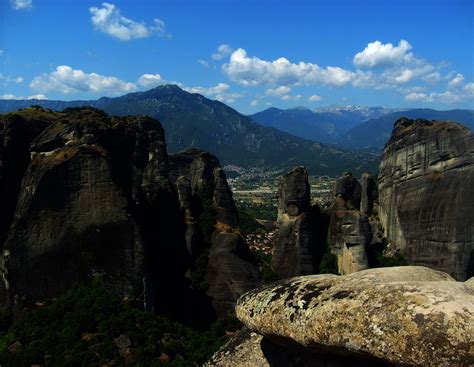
[
  {"xmin": 378, "ymin": 117, "xmax": 474, "ymax": 280},
  {"xmin": 271, "ymin": 167, "xmax": 324, "ymax": 278},
  {"xmin": 328, "ymin": 173, "xmax": 372, "ymax": 275},
  {"xmin": 208, "ymin": 266, "xmax": 474, "ymax": 366},
  {"xmin": 0, "ymin": 107, "xmax": 259, "ymax": 322},
  {"xmin": 168, "ymin": 148, "xmax": 260, "ymax": 318},
  {"xmin": 360, "ymin": 172, "xmax": 376, "ymax": 215}
]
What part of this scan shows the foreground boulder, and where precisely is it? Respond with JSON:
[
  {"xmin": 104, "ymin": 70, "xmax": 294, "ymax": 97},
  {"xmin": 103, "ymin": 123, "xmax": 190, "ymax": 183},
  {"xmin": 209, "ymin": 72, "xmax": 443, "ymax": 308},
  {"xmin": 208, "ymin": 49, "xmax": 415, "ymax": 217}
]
[
  {"xmin": 225, "ymin": 266, "xmax": 473, "ymax": 367},
  {"xmin": 271, "ymin": 167, "xmax": 324, "ymax": 278},
  {"xmin": 378, "ymin": 117, "xmax": 474, "ymax": 280},
  {"xmin": 0, "ymin": 107, "xmax": 259, "ymax": 322}
]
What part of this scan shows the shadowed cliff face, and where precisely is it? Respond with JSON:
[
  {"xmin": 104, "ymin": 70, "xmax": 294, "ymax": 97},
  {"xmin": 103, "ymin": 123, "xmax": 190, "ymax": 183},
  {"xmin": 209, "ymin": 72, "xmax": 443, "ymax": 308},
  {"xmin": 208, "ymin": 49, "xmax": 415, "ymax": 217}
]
[
  {"xmin": 272, "ymin": 167, "xmax": 325, "ymax": 278},
  {"xmin": 378, "ymin": 117, "xmax": 474, "ymax": 280},
  {"xmin": 0, "ymin": 107, "xmax": 259, "ymax": 324}
]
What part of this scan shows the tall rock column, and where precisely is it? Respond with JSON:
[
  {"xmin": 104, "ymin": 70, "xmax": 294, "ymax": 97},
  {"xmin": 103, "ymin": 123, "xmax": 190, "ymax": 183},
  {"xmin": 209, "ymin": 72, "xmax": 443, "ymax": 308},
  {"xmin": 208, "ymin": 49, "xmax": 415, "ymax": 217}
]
[
  {"xmin": 378, "ymin": 117, "xmax": 474, "ymax": 280},
  {"xmin": 168, "ymin": 148, "xmax": 261, "ymax": 319},
  {"xmin": 271, "ymin": 166, "xmax": 323, "ymax": 278},
  {"xmin": 328, "ymin": 173, "xmax": 371, "ymax": 275}
]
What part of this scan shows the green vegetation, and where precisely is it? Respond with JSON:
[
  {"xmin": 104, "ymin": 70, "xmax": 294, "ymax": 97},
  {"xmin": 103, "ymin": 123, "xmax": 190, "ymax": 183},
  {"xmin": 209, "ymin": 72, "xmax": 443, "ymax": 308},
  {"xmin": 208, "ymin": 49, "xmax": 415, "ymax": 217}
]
[
  {"xmin": 0, "ymin": 280, "xmax": 240, "ymax": 367},
  {"xmin": 236, "ymin": 205, "xmax": 266, "ymax": 234},
  {"xmin": 375, "ymin": 252, "xmax": 409, "ymax": 267},
  {"xmin": 253, "ymin": 250, "xmax": 279, "ymax": 283},
  {"xmin": 368, "ymin": 238, "xmax": 409, "ymax": 268},
  {"xmin": 319, "ymin": 252, "xmax": 339, "ymax": 275},
  {"xmin": 235, "ymin": 202, "xmax": 276, "ymax": 222},
  {"xmin": 189, "ymin": 183, "xmax": 217, "ymax": 291}
]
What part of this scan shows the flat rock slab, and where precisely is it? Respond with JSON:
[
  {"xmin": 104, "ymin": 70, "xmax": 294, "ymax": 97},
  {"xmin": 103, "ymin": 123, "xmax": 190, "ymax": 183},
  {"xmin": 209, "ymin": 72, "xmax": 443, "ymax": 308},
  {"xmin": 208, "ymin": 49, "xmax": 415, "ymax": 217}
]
[{"xmin": 236, "ymin": 267, "xmax": 474, "ymax": 366}]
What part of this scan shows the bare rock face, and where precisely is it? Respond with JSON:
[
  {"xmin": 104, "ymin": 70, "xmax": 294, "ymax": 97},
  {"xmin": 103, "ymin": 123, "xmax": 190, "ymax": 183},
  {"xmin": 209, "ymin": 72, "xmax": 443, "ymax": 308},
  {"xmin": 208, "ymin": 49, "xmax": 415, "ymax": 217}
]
[
  {"xmin": 328, "ymin": 175, "xmax": 371, "ymax": 275},
  {"xmin": 206, "ymin": 328, "xmax": 389, "ymax": 367},
  {"xmin": 378, "ymin": 117, "xmax": 474, "ymax": 280},
  {"xmin": 272, "ymin": 167, "xmax": 324, "ymax": 279},
  {"xmin": 0, "ymin": 108, "xmax": 53, "ymax": 246},
  {"xmin": 360, "ymin": 173, "xmax": 376, "ymax": 215},
  {"xmin": 168, "ymin": 148, "xmax": 260, "ymax": 318},
  {"xmin": 0, "ymin": 107, "xmax": 178, "ymax": 310},
  {"xmin": 0, "ymin": 107, "xmax": 258, "ymax": 323},
  {"xmin": 234, "ymin": 266, "xmax": 473, "ymax": 367},
  {"xmin": 333, "ymin": 172, "xmax": 361, "ymax": 209}
]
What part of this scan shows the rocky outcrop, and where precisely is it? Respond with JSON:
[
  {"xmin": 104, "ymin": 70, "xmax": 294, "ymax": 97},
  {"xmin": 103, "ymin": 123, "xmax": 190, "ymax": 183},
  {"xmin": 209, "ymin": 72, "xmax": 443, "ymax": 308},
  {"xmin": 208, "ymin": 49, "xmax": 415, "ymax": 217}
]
[
  {"xmin": 168, "ymin": 149, "xmax": 260, "ymax": 318},
  {"xmin": 0, "ymin": 108, "xmax": 53, "ymax": 245},
  {"xmin": 0, "ymin": 107, "xmax": 178, "ymax": 311},
  {"xmin": 213, "ymin": 266, "xmax": 473, "ymax": 367},
  {"xmin": 378, "ymin": 117, "xmax": 474, "ymax": 280},
  {"xmin": 360, "ymin": 172, "xmax": 376, "ymax": 215},
  {"xmin": 333, "ymin": 172, "xmax": 361, "ymax": 209},
  {"xmin": 0, "ymin": 107, "xmax": 259, "ymax": 322},
  {"xmin": 328, "ymin": 174, "xmax": 372, "ymax": 275},
  {"xmin": 271, "ymin": 167, "xmax": 324, "ymax": 278},
  {"xmin": 206, "ymin": 328, "xmax": 389, "ymax": 367}
]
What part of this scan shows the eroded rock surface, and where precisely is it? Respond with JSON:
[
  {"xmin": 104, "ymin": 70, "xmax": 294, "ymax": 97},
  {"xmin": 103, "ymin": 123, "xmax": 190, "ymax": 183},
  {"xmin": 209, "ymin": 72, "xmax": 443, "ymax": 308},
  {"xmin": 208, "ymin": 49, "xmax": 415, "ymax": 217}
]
[
  {"xmin": 0, "ymin": 107, "xmax": 259, "ymax": 322},
  {"xmin": 235, "ymin": 266, "xmax": 473, "ymax": 367},
  {"xmin": 378, "ymin": 117, "xmax": 474, "ymax": 280},
  {"xmin": 328, "ymin": 174, "xmax": 372, "ymax": 275},
  {"xmin": 272, "ymin": 167, "xmax": 324, "ymax": 278},
  {"xmin": 169, "ymin": 148, "xmax": 260, "ymax": 318},
  {"xmin": 206, "ymin": 328, "xmax": 390, "ymax": 367}
]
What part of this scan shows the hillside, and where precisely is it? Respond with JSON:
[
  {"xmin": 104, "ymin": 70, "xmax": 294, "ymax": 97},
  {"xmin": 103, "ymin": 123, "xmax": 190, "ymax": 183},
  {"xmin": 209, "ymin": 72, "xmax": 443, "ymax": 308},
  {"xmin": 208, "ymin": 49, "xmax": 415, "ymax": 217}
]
[
  {"xmin": 341, "ymin": 108, "xmax": 474, "ymax": 149},
  {"xmin": 0, "ymin": 86, "xmax": 379, "ymax": 176},
  {"xmin": 249, "ymin": 105, "xmax": 395, "ymax": 145}
]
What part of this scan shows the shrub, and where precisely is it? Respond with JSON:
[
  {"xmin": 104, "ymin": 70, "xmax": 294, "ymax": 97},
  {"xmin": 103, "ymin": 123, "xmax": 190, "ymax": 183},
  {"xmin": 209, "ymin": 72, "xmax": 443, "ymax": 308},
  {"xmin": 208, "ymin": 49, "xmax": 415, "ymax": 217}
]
[
  {"xmin": 319, "ymin": 252, "xmax": 339, "ymax": 275},
  {"xmin": 0, "ymin": 280, "xmax": 237, "ymax": 366}
]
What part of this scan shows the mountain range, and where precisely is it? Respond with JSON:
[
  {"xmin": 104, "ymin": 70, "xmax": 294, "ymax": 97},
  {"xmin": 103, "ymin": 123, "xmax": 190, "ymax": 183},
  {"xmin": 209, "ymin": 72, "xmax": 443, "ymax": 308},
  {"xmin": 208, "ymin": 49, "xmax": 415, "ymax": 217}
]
[
  {"xmin": 0, "ymin": 85, "xmax": 378, "ymax": 176},
  {"xmin": 2, "ymin": 85, "xmax": 472, "ymax": 174},
  {"xmin": 250, "ymin": 106, "xmax": 474, "ymax": 148}
]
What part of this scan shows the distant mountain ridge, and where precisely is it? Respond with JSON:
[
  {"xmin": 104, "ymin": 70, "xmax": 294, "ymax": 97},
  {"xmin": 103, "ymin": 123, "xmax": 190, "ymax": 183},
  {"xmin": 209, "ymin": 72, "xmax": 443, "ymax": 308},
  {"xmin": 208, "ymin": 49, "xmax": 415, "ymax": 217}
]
[
  {"xmin": 341, "ymin": 109, "xmax": 474, "ymax": 149},
  {"xmin": 250, "ymin": 105, "xmax": 474, "ymax": 149},
  {"xmin": 0, "ymin": 85, "xmax": 378, "ymax": 176},
  {"xmin": 250, "ymin": 105, "xmax": 399, "ymax": 145}
]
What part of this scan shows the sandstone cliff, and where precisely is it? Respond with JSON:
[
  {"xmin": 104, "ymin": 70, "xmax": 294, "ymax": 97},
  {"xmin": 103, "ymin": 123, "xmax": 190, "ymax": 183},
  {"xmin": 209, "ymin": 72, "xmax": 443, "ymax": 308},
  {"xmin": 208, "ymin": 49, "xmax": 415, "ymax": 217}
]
[
  {"xmin": 0, "ymin": 107, "xmax": 259, "ymax": 323},
  {"xmin": 328, "ymin": 173, "xmax": 373, "ymax": 275},
  {"xmin": 271, "ymin": 167, "xmax": 324, "ymax": 278},
  {"xmin": 378, "ymin": 117, "xmax": 474, "ymax": 280}
]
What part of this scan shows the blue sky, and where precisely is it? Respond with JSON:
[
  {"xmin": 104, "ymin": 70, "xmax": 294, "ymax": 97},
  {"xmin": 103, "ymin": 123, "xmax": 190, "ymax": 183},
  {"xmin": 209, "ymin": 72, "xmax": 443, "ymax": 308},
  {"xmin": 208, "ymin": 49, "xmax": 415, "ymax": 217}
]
[{"xmin": 0, "ymin": 0, "xmax": 473, "ymax": 113}]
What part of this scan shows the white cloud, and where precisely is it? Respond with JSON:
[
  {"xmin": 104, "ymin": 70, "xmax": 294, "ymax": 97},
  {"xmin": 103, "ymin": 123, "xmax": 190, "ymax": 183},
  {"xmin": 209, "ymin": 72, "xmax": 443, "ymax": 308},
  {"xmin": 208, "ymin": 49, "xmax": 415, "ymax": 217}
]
[
  {"xmin": 0, "ymin": 74, "xmax": 24, "ymax": 84},
  {"xmin": 10, "ymin": 0, "xmax": 32, "ymax": 10},
  {"xmin": 405, "ymin": 88, "xmax": 473, "ymax": 104},
  {"xmin": 422, "ymin": 71, "xmax": 442, "ymax": 83},
  {"xmin": 250, "ymin": 100, "xmax": 258, "ymax": 107},
  {"xmin": 1, "ymin": 93, "xmax": 47, "ymax": 100},
  {"xmin": 28, "ymin": 93, "xmax": 48, "ymax": 100},
  {"xmin": 448, "ymin": 73, "xmax": 464, "ymax": 89},
  {"xmin": 265, "ymin": 86, "xmax": 291, "ymax": 96},
  {"xmin": 223, "ymin": 48, "xmax": 354, "ymax": 87},
  {"xmin": 212, "ymin": 44, "xmax": 233, "ymax": 60},
  {"xmin": 198, "ymin": 59, "xmax": 210, "ymax": 68},
  {"xmin": 183, "ymin": 82, "xmax": 241, "ymax": 104},
  {"xmin": 185, "ymin": 82, "xmax": 230, "ymax": 96},
  {"xmin": 281, "ymin": 94, "xmax": 302, "ymax": 101},
  {"xmin": 89, "ymin": 3, "xmax": 167, "ymax": 41},
  {"xmin": 308, "ymin": 95, "xmax": 321, "ymax": 102},
  {"xmin": 464, "ymin": 82, "xmax": 474, "ymax": 94},
  {"xmin": 0, "ymin": 50, "xmax": 3, "ymax": 56},
  {"xmin": 137, "ymin": 73, "xmax": 163, "ymax": 88},
  {"xmin": 30, "ymin": 65, "xmax": 137, "ymax": 95},
  {"xmin": 353, "ymin": 40, "xmax": 413, "ymax": 68}
]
